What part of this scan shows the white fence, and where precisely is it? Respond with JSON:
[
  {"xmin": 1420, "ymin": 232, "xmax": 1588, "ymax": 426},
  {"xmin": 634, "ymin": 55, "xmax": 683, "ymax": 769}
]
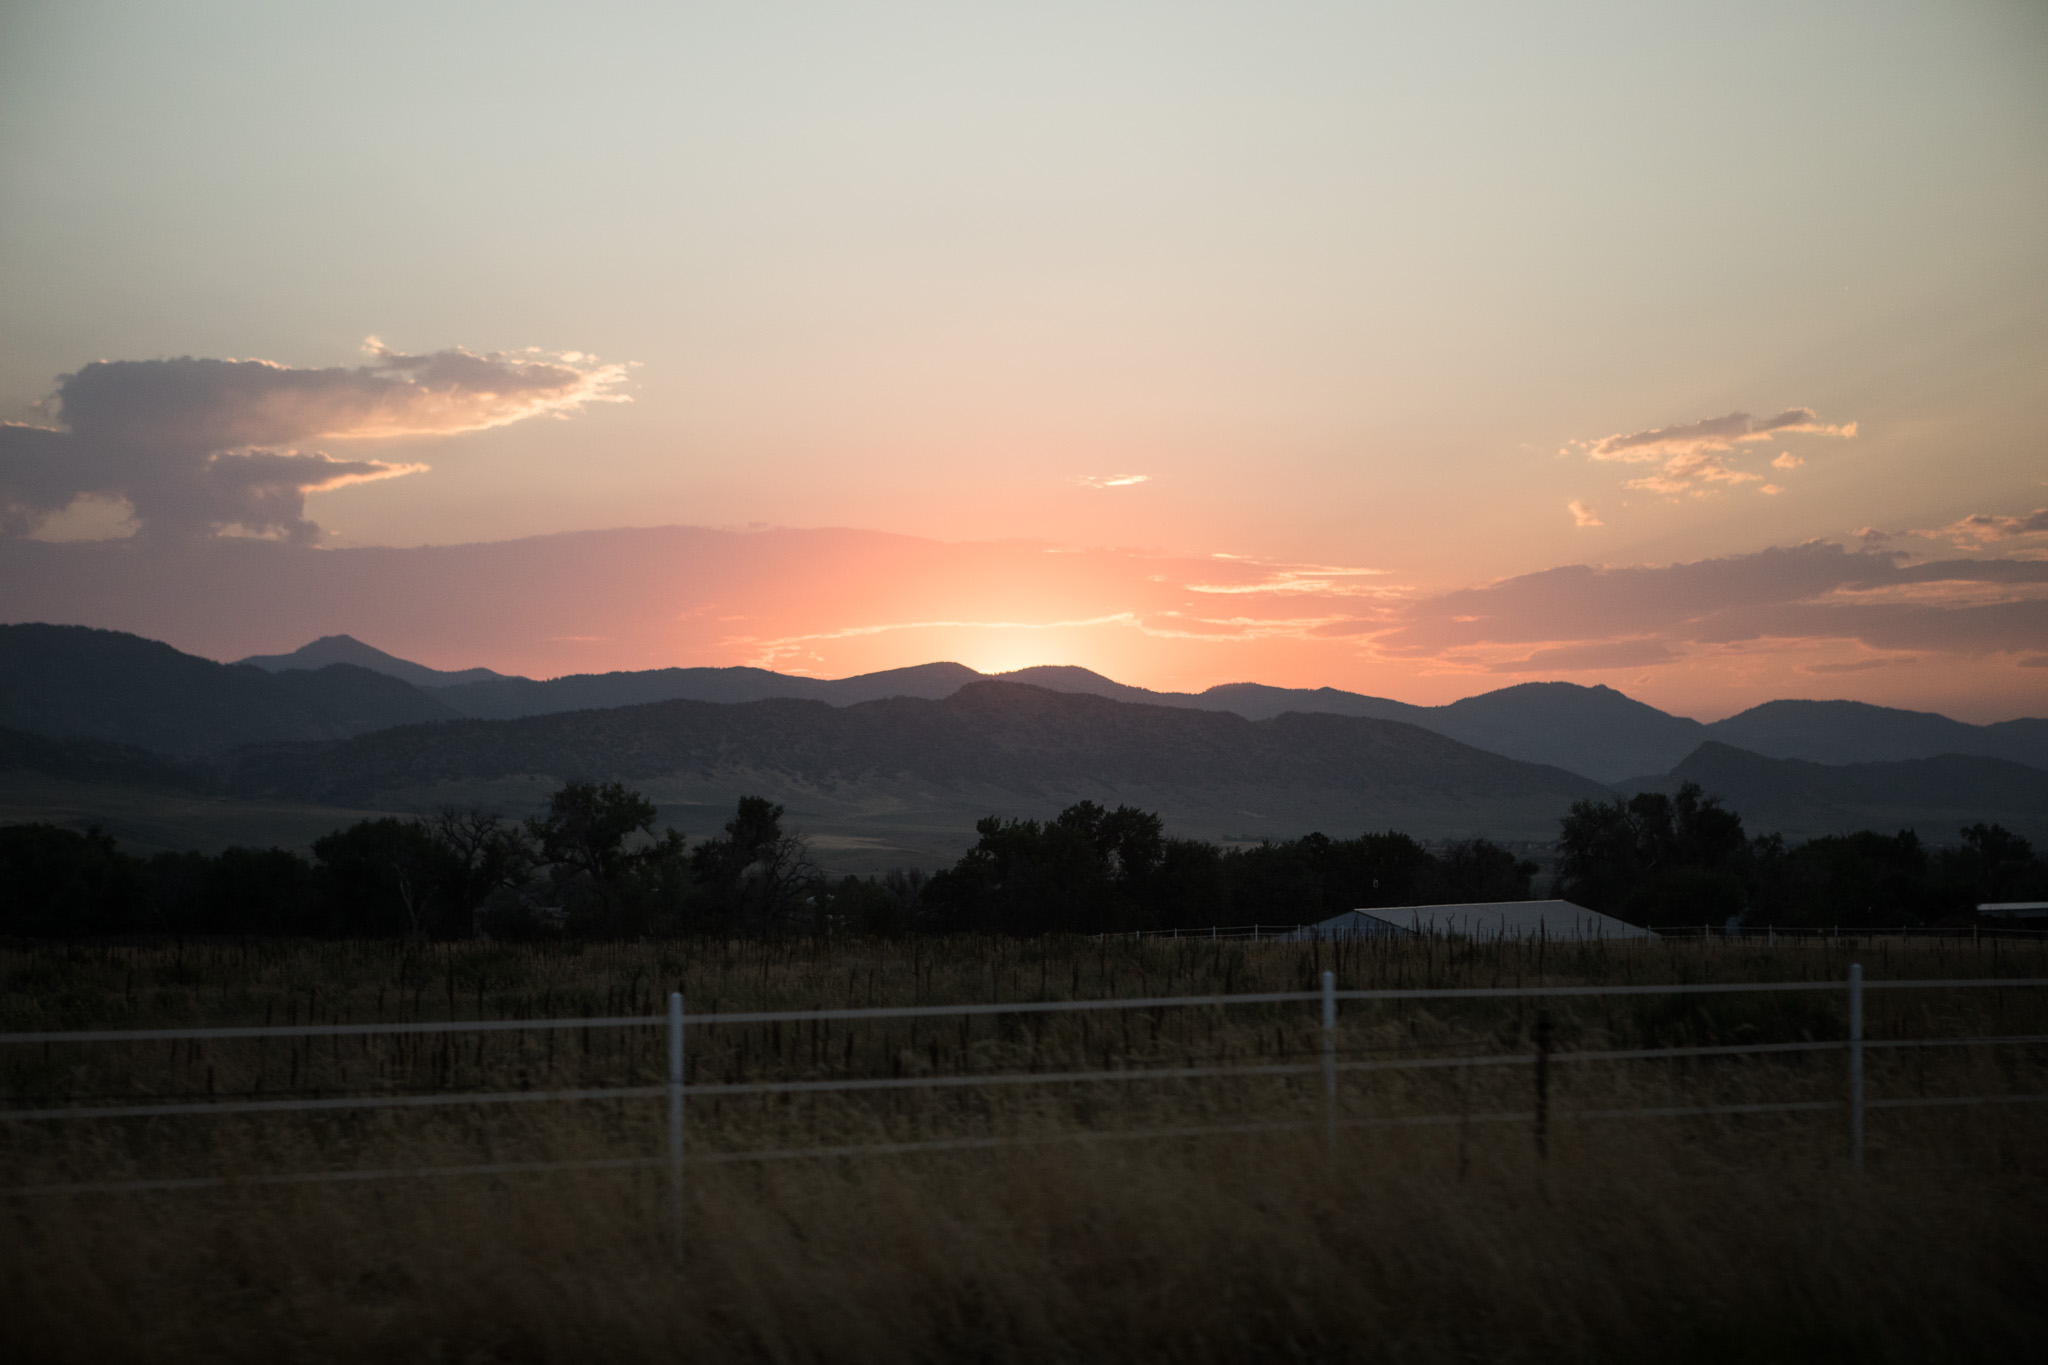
[
  {"xmin": 6, "ymin": 969, "xmax": 2047, "ymax": 1239},
  {"xmin": 1112, "ymin": 923, "xmax": 2048, "ymax": 942}
]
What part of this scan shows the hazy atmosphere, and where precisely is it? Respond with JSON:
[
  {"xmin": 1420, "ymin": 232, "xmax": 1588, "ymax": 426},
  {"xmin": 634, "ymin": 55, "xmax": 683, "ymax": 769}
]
[
  {"xmin": 6, "ymin": 6, "xmax": 2048, "ymax": 1361},
  {"xmin": 3, "ymin": 0, "xmax": 2044, "ymax": 719}
]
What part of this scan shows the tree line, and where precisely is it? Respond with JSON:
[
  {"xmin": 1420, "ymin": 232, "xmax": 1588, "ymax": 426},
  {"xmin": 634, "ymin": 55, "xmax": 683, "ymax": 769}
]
[
  {"xmin": 1, "ymin": 780, "xmax": 2042, "ymax": 938},
  {"xmin": 1555, "ymin": 783, "xmax": 2045, "ymax": 928}
]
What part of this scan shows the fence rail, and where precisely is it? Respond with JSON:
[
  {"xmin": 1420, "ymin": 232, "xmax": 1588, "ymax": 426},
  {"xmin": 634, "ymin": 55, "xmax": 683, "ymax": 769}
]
[
  {"xmin": 6, "ymin": 970, "xmax": 2048, "ymax": 1228},
  {"xmin": 1111, "ymin": 922, "xmax": 2048, "ymax": 942}
]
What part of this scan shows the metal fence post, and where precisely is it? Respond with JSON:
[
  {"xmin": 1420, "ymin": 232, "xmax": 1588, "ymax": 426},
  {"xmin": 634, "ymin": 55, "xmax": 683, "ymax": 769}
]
[
  {"xmin": 668, "ymin": 990, "xmax": 685, "ymax": 1258},
  {"xmin": 1320, "ymin": 970, "xmax": 1337, "ymax": 1163},
  {"xmin": 1848, "ymin": 963, "xmax": 1863, "ymax": 1170},
  {"xmin": 1534, "ymin": 1008, "xmax": 1552, "ymax": 1159}
]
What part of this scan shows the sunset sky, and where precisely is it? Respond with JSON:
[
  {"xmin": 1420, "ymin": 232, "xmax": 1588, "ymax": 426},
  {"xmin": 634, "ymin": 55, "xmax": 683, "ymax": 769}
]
[{"xmin": 2, "ymin": 1, "xmax": 2044, "ymax": 719}]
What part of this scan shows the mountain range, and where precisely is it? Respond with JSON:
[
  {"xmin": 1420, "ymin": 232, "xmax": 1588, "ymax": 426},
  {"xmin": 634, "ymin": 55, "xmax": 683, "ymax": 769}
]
[
  {"xmin": 238, "ymin": 631, "xmax": 2048, "ymax": 783},
  {"xmin": 1, "ymin": 622, "xmax": 2043, "ymax": 862},
  {"xmin": 222, "ymin": 681, "xmax": 1616, "ymax": 846}
]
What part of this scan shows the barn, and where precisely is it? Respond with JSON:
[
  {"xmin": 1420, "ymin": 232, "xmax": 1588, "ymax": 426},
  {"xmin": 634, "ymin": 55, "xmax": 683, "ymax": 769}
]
[{"xmin": 1287, "ymin": 899, "xmax": 1655, "ymax": 941}]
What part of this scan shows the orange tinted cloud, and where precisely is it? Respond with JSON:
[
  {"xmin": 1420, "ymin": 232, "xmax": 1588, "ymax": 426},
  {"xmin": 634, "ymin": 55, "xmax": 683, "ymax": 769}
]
[
  {"xmin": 1574, "ymin": 407, "xmax": 1855, "ymax": 500},
  {"xmin": 0, "ymin": 342, "xmax": 627, "ymax": 542}
]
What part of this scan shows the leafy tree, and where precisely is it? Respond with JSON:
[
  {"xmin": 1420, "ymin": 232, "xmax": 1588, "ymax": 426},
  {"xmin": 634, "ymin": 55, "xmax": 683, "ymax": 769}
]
[
  {"xmin": 819, "ymin": 867, "xmax": 926, "ymax": 936},
  {"xmin": 923, "ymin": 801, "xmax": 1169, "ymax": 934},
  {"xmin": 0, "ymin": 824, "xmax": 144, "ymax": 935},
  {"xmin": 430, "ymin": 806, "xmax": 533, "ymax": 937},
  {"xmin": 313, "ymin": 818, "xmax": 458, "ymax": 937},
  {"xmin": 1556, "ymin": 783, "xmax": 1752, "ymax": 927},
  {"xmin": 687, "ymin": 796, "xmax": 819, "ymax": 932},
  {"xmin": 1763, "ymin": 829, "xmax": 1932, "ymax": 928},
  {"xmin": 526, "ymin": 780, "xmax": 685, "ymax": 935}
]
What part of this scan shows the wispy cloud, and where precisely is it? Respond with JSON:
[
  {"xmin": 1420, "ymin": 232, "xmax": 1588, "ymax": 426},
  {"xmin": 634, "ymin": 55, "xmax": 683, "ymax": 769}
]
[
  {"xmin": 1376, "ymin": 541, "xmax": 2048, "ymax": 667},
  {"xmin": 1077, "ymin": 473, "xmax": 1151, "ymax": 488},
  {"xmin": 0, "ymin": 340, "xmax": 629, "ymax": 542},
  {"xmin": 1484, "ymin": 639, "xmax": 1677, "ymax": 673},
  {"xmin": 1568, "ymin": 500, "xmax": 1602, "ymax": 528},
  {"xmin": 1183, "ymin": 564, "xmax": 1390, "ymax": 597},
  {"xmin": 1569, "ymin": 407, "xmax": 1855, "ymax": 500},
  {"xmin": 1926, "ymin": 507, "xmax": 2048, "ymax": 548},
  {"xmin": 1589, "ymin": 409, "xmax": 1855, "ymax": 462}
]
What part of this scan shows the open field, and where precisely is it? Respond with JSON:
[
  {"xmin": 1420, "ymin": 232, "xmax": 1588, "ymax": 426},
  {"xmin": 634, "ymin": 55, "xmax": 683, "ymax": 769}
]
[
  {"xmin": 0, "ymin": 772, "xmax": 409, "ymax": 859},
  {"xmin": 4, "ymin": 935, "xmax": 2046, "ymax": 1362}
]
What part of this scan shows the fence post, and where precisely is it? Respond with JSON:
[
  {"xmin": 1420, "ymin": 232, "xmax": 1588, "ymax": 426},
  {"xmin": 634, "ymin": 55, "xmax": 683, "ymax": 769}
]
[
  {"xmin": 668, "ymin": 990, "xmax": 685, "ymax": 1259},
  {"xmin": 1848, "ymin": 963, "xmax": 1863, "ymax": 1170},
  {"xmin": 1533, "ymin": 1008, "xmax": 1552, "ymax": 1159},
  {"xmin": 1320, "ymin": 970, "xmax": 1337, "ymax": 1164}
]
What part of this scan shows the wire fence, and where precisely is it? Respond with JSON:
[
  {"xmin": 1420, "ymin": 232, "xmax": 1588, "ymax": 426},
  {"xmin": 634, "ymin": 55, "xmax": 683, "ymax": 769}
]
[
  {"xmin": 5, "ymin": 970, "xmax": 2047, "ymax": 1235},
  {"xmin": 1109, "ymin": 923, "xmax": 2048, "ymax": 942}
]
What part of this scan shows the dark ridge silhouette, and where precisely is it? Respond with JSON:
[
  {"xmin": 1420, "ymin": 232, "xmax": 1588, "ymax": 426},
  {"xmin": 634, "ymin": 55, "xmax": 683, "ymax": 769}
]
[
  {"xmin": 434, "ymin": 661, "xmax": 982, "ymax": 719},
  {"xmin": 1618, "ymin": 741, "xmax": 2048, "ymax": 843},
  {"xmin": 1704, "ymin": 698, "xmax": 2048, "ymax": 770},
  {"xmin": 222, "ymin": 680, "xmax": 1615, "ymax": 841},
  {"xmin": 238, "ymin": 634, "xmax": 511, "ymax": 688},
  {"xmin": 0, "ymin": 623, "xmax": 458, "ymax": 756},
  {"xmin": 0, "ymin": 724, "xmax": 215, "ymax": 791},
  {"xmin": 13, "ymin": 623, "xmax": 2046, "ymax": 783}
]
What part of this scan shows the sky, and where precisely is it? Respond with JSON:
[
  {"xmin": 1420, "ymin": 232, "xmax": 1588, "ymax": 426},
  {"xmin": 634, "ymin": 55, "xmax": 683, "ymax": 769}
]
[{"xmin": 1, "ymin": 0, "xmax": 2044, "ymax": 720}]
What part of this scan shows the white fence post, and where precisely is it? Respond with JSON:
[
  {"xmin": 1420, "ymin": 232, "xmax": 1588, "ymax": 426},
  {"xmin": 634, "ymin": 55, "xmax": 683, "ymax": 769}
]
[
  {"xmin": 1320, "ymin": 970, "xmax": 1337, "ymax": 1163},
  {"xmin": 1847, "ymin": 964, "xmax": 1863, "ymax": 1170},
  {"xmin": 668, "ymin": 990, "xmax": 685, "ymax": 1258}
]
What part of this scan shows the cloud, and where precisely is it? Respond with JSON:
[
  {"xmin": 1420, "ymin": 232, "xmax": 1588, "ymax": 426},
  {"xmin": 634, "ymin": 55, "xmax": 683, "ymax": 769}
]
[
  {"xmin": 0, "ymin": 340, "xmax": 627, "ymax": 542},
  {"xmin": 1575, "ymin": 407, "xmax": 1854, "ymax": 499},
  {"xmin": 1485, "ymin": 639, "xmax": 1677, "ymax": 672},
  {"xmin": 1077, "ymin": 473, "xmax": 1151, "ymax": 489},
  {"xmin": 1928, "ymin": 508, "xmax": 2048, "ymax": 547},
  {"xmin": 1376, "ymin": 540, "xmax": 2048, "ymax": 666},
  {"xmin": 1590, "ymin": 409, "xmax": 1854, "ymax": 462},
  {"xmin": 1183, "ymin": 564, "xmax": 1390, "ymax": 597},
  {"xmin": 1568, "ymin": 500, "xmax": 1602, "ymax": 528},
  {"xmin": 1805, "ymin": 659, "xmax": 1897, "ymax": 674}
]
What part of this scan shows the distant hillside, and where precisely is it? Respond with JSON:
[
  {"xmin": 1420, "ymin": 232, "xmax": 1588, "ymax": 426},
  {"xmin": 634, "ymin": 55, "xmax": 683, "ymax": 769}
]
[
  {"xmin": 224, "ymin": 681, "xmax": 1614, "ymax": 844},
  {"xmin": 1704, "ymin": 699, "xmax": 2048, "ymax": 771},
  {"xmin": 0, "ymin": 724, "xmax": 214, "ymax": 792},
  {"xmin": 239, "ymin": 634, "xmax": 510, "ymax": 688},
  {"xmin": 44, "ymin": 624, "xmax": 2048, "ymax": 782},
  {"xmin": 433, "ymin": 661, "xmax": 981, "ymax": 719},
  {"xmin": 1621, "ymin": 742, "xmax": 2048, "ymax": 844},
  {"xmin": 0, "ymin": 624, "xmax": 459, "ymax": 756},
  {"xmin": 284, "ymin": 639, "xmax": 1698, "ymax": 782}
]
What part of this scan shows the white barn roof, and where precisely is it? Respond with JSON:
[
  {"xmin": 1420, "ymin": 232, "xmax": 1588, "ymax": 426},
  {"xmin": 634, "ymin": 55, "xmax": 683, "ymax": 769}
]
[{"xmin": 1290, "ymin": 899, "xmax": 1654, "ymax": 941}]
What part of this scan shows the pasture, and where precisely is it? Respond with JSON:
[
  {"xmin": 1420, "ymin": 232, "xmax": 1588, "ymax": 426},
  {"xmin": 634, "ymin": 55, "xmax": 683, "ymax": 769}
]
[{"xmin": 3, "ymin": 932, "xmax": 2045, "ymax": 1362}]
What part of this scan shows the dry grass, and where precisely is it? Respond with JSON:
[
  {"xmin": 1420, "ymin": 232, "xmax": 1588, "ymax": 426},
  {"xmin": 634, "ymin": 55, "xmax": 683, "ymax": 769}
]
[{"xmin": 3, "ymin": 933, "xmax": 2045, "ymax": 1362}]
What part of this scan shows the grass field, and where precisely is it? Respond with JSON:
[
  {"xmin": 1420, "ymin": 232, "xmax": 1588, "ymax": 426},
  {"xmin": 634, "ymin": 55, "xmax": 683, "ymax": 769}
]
[{"xmin": 3, "ymin": 933, "xmax": 2045, "ymax": 1362}]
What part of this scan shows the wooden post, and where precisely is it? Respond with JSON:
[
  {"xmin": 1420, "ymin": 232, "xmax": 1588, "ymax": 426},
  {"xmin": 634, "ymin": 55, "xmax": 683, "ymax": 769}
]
[
  {"xmin": 668, "ymin": 991, "xmax": 685, "ymax": 1259},
  {"xmin": 1320, "ymin": 970, "xmax": 1337, "ymax": 1164}
]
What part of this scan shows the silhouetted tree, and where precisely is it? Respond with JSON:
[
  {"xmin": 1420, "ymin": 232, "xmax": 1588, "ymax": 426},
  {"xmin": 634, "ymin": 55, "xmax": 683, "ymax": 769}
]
[
  {"xmin": 312, "ymin": 817, "xmax": 453, "ymax": 936},
  {"xmin": 687, "ymin": 796, "xmax": 820, "ymax": 932},
  {"xmin": 526, "ymin": 780, "xmax": 685, "ymax": 935},
  {"xmin": 431, "ymin": 806, "xmax": 533, "ymax": 937},
  {"xmin": 1556, "ymin": 782, "xmax": 1751, "ymax": 926}
]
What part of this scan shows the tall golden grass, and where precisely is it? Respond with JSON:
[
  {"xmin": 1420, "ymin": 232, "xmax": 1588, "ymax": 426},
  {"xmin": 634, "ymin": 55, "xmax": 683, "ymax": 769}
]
[{"xmin": 3, "ymin": 933, "xmax": 2045, "ymax": 1362}]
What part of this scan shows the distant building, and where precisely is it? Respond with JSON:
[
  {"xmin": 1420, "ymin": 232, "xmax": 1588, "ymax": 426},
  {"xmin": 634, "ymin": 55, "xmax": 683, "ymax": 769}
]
[
  {"xmin": 1978, "ymin": 902, "xmax": 2048, "ymax": 921},
  {"xmin": 1287, "ymin": 899, "xmax": 1655, "ymax": 941}
]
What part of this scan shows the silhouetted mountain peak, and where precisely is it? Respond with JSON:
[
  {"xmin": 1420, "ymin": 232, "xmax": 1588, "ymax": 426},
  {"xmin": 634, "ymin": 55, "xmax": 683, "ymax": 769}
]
[
  {"xmin": 238, "ymin": 635, "xmax": 511, "ymax": 688},
  {"xmin": 2, "ymin": 623, "xmax": 458, "ymax": 756}
]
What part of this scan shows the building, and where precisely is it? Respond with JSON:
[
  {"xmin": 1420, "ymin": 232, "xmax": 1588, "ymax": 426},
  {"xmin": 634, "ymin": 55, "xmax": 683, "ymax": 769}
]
[
  {"xmin": 1286, "ymin": 899, "xmax": 1655, "ymax": 941},
  {"xmin": 1978, "ymin": 902, "xmax": 2048, "ymax": 922}
]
